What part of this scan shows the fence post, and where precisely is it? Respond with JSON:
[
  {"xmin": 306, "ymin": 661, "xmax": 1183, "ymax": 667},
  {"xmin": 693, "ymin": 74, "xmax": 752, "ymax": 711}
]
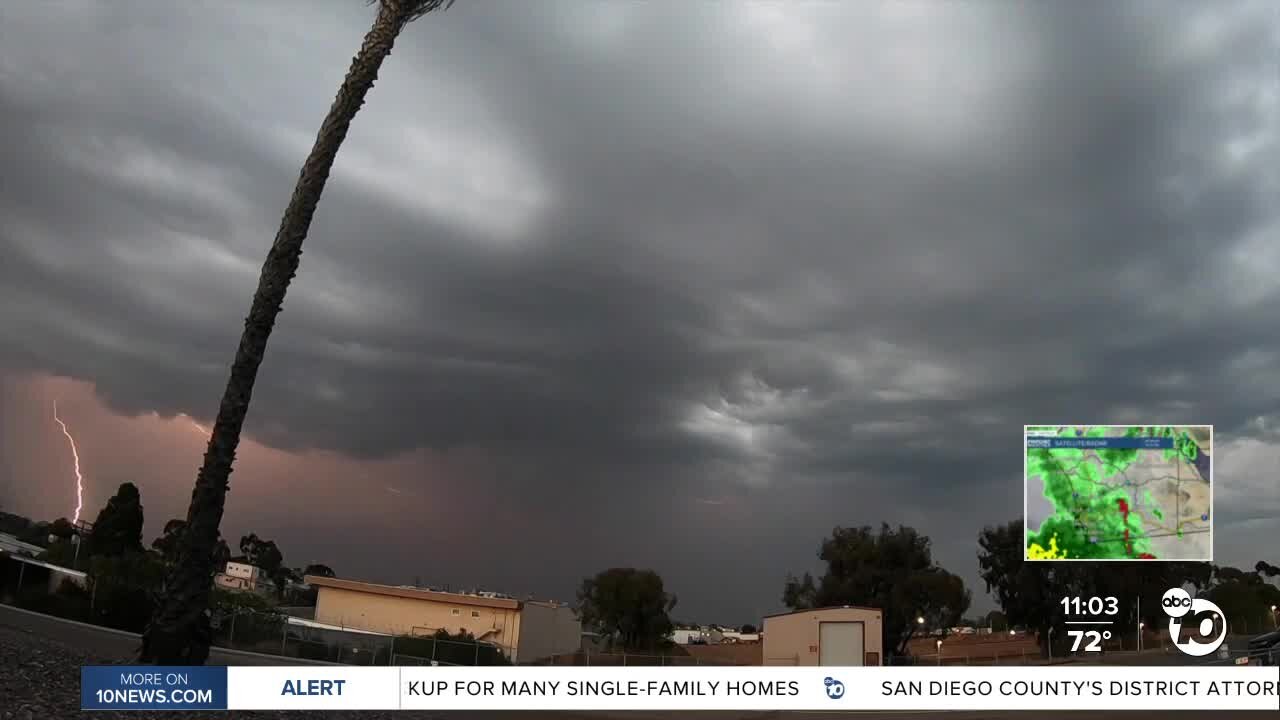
[
  {"xmin": 281, "ymin": 620, "xmax": 288, "ymax": 655},
  {"xmin": 623, "ymin": 652, "xmax": 627, "ymax": 667},
  {"xmin": 389, "ymin": 636, "xmax": 395, "ymax": 666},
  {"xmin": 474, "ymin": 642, "xmax": 480, "ymax": 666},
  {"xmin": 229, "ymin": 613, "xmax": 237, "ymax": 648},
  {"xmin": 431, "ymin": 639, "xmax": 438, "ymax": 662}
]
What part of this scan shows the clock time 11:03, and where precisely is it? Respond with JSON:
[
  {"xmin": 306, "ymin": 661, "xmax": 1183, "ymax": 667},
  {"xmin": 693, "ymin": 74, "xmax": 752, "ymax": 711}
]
[{"xmin": 1060, "ymin": 596, "xmax": 1119, "ymax": 616}]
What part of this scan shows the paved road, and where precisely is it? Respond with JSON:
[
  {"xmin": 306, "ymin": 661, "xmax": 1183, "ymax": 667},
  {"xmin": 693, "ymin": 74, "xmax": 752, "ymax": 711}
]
[{"xmin": 1, "ymin": 604, "xmax": 1272, "ymax": 719}]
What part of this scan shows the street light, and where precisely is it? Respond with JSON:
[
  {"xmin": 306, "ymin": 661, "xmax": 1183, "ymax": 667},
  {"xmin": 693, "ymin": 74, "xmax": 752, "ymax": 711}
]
[
  {"xmin": 1271, "ymin": 605, "xmax": 1277, "ymax": 629},
  {"xmin": 935, "ymin": 639, "xmax": 942, "ymax": 666}
]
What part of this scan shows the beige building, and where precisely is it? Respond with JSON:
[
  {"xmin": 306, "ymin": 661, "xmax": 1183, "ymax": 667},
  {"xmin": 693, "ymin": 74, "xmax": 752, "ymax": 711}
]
[
  {"xmin": 763, "ymin": 606, "xmax": 884, "ymax": 666},
  {"xmin": 307, "ymin": 575, "xmax": 580, "ymax": 664}
]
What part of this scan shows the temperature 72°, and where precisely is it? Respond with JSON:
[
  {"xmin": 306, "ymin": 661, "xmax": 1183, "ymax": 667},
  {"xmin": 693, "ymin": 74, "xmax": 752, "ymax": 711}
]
[{"xmin": 1068, "ymin": 628, "xmax": 1112, "ymax": 652}]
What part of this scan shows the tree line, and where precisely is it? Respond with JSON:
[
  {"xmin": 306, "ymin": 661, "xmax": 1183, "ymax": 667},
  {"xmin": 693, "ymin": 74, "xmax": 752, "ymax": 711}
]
[
  {"xmin": 12, "ymin": 483, "xmax": 336, "ymax": 633},
  {"xmin": 576, "ymin": 520, "xmax": 1279, "ymax": 660},
  {"xmin": 10, "ymin": 486, "xmax": 1276, "ymax": 661},
  {"xmin": 573, "ymin": 525, "xmax": 972, "ymax": 657}
]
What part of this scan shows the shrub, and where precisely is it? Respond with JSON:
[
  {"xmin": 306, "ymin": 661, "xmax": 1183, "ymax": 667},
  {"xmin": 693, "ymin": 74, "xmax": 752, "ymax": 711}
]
[
  {"xmin": 86, "ymin": 551, "xmax": 165, "ymax": 632},
  {"xmin": 17, "ymin": 579, "xmax": 91, "ymax": 622},
  {"xmin": 211, "ymin": 588, "xmax": 285, "ymax": 646}
]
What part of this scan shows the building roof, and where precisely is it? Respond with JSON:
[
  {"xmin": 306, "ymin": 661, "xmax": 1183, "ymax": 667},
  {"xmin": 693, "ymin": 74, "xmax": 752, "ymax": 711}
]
[
  {"xmin": 306, "ymin": 575, "xmax": 522, "ymax": 610},
  {"xmin": 762, "ymin": 605, "xmax": 882, "ymax": 619},
  {"xmin": 0, "ymin": 550, "xmax": 88, "ymax": 579},
  {"xmin": 523, "ymin": 599, "xmax": 573, "ymax": 610},
  {"xmin": 0, "ymin": 532, "xmax": 47, "ymax": 556}
]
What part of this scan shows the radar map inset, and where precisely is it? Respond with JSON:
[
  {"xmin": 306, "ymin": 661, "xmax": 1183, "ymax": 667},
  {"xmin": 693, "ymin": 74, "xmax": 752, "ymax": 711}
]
[{"xmin": 1024, "ymin": 425, "xmax": 1212, "ymax": 561}]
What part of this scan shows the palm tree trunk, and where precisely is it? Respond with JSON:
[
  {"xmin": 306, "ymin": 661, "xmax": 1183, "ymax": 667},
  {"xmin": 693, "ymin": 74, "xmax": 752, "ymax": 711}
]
[{"xmin": 141, "ymin": 1, "xmax": 418, "ymax": 664}]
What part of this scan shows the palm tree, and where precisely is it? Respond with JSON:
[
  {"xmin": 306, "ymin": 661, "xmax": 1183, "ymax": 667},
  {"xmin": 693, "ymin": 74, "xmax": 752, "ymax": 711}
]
[{"xmin": 141, "ymin": 0, "xmax": 456, "ymax": 664}]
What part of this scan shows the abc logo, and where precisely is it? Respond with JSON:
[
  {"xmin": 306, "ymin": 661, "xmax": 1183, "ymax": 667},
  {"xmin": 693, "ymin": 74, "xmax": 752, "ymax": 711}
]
[
  {"xmin": 824, "ymin": 677, "xmax": 845, "ymax": 700},
  {"xmin": 1161, "ymin": 587, "xmax": 1227, "ymax": 657},
  {"xmin": 1161, "ymin": 588, "xmax": 1193, "ymax": 617}
]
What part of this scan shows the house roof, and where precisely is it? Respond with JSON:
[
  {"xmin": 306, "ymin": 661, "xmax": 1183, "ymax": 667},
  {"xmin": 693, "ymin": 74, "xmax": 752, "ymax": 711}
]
[
  {"xmin": 0, "ymin": 532, "xmax": 46, "ymax": 556},
  {"xmin": 305, "ymin": 575, "xmax": 522, "ymax": 610},
  {"xmin": 0, "ymin": 550, "xmax": 88, "ymax": 579}
]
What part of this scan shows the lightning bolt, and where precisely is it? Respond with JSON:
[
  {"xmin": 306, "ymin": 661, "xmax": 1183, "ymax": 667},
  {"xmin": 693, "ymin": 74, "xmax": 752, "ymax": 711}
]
[{"xmin": 53, "ymin": 401, "xmax": 85, "ymax": 524}]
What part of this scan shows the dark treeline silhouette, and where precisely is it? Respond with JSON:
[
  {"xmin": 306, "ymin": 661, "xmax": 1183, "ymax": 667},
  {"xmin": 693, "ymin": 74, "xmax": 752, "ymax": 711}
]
[
  {"xmin": 577, "ymin": 567, "xmax": 678, "ymax": 652},
  {"xmin": 784, "ymin": 523, "xmax": 972, "ymax": 660}
]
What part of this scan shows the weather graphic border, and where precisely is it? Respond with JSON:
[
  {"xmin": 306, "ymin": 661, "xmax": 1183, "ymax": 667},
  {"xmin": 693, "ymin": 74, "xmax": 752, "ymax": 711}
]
[{"xmin": 1021, "ymin": 424, "xmax": 1214, "ymax": 563}]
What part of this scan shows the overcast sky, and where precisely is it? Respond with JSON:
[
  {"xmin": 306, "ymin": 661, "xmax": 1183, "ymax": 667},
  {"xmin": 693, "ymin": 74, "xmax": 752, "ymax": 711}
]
[{"xmin": 0, "ymin": 0, "xmax": 1276, "ymax": 624}]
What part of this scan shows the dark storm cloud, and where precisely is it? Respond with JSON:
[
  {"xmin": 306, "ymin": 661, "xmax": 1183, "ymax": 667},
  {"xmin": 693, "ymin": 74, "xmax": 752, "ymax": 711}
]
[{"xmin": 1, "ymin": 0, "xmax": 1276, "ymax": 621}]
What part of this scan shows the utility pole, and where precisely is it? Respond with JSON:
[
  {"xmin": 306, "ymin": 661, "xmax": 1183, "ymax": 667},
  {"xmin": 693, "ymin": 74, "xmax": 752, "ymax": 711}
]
[{"xmin": 1137, "ymin": 596, "xmax": 1142, "ymax": 653}]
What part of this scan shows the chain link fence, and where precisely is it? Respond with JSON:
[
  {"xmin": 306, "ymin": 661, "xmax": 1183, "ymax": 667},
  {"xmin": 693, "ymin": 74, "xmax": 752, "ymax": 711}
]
[
  {"xmin": 530, "ymin": 650, "xmax": 749, "ymax": 666},
  {"xmin": 391, "ymin": 633, "xmax": 508, "ymax": 666},
  {"xmin": 211, "ymin": 606, "xmax": 388, "ymax": 663},
  {"xmin": 209, "ymin": 607, "xmax": 507, "ymax": 665},
  {"xmin": 888, "ymin": 650, "xmax": 1041, "ymax": 666},
  {"xmin": 1229, "ymin": 618, "xmax": 1280, "ymax": 636}
]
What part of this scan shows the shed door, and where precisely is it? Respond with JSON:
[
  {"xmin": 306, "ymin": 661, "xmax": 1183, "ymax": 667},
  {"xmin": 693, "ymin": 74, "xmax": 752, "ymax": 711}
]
[{"xmin": 818, "ymin": 621, "xmax": 864, "ymax": 666}]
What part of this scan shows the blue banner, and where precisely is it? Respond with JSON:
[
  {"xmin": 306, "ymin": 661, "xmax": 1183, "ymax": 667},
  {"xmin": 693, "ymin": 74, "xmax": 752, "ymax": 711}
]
[
  {"xmin": 1026, "ymin": 437, "xmax": 1174, "ymax": 449},
  {"xmin": 81, "ymin": 666, "xmax": 227, "ymax": 711}
]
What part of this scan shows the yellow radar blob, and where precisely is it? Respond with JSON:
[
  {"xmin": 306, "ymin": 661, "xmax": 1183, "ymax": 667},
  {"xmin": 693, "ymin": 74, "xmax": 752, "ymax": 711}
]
[{"xmin": 1027, "ymin": 535, "xmax": 1067, "ymax": 559}]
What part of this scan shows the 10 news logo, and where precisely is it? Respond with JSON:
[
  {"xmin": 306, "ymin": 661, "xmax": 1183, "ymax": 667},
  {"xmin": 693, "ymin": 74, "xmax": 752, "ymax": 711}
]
[{"xmin": 1162, "ymin": 587, "xmax": 1227, "ymax": 658}]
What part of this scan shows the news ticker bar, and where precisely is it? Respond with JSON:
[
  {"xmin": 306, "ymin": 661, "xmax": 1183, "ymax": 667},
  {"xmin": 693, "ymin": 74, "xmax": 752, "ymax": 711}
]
[{"xmin": 82, "ymin": 665, "xmax": 1279, "ymax": 712}]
